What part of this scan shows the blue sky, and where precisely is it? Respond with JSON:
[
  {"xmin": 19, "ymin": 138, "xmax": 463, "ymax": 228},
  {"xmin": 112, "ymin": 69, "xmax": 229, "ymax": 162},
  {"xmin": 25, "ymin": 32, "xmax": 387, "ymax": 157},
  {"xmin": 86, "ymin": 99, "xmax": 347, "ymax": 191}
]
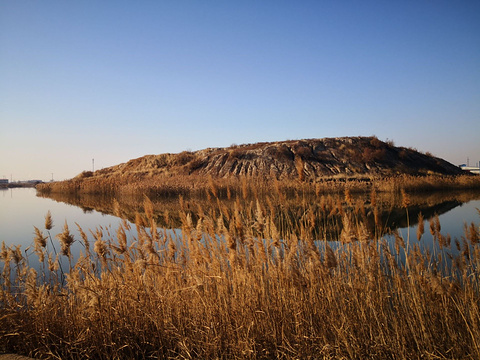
[{"xmin": 1, "ymin": 1, "xmax": 479, "ymax": 181}]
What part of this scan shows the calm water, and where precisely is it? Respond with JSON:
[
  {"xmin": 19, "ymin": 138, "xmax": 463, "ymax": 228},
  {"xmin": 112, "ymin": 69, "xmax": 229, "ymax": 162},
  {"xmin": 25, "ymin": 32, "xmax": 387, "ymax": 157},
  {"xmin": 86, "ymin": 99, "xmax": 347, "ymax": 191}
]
[
  {"xmin": 1, "ymin": 187, "xmax": 480, "ymax": 263},
  {"xmin": 0, "ymin": 187, "xmax": 129, "ymax": 250},
  {"xmin": 399, "ymin": 201, "xmax": 480, "ymax": 242}
]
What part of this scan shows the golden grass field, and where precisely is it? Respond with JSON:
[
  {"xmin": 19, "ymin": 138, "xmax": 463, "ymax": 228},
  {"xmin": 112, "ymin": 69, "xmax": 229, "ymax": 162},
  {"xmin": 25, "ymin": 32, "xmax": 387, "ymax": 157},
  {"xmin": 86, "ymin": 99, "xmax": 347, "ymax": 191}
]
[{"xmin": 2, "ymin": 175, "xmax": 480, "ymax": 359}]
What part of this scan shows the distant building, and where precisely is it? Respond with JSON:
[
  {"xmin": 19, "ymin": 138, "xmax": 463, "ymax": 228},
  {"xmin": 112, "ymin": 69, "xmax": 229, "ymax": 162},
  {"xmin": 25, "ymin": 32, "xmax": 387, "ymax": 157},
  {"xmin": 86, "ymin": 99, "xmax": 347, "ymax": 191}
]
[
  {"xmin": 460, "ymin": 165, "xmax": 480, "ymax": 175},
  {"xmin": 0, "ymin": 179, "xmax": 8, "ymax": 184}
]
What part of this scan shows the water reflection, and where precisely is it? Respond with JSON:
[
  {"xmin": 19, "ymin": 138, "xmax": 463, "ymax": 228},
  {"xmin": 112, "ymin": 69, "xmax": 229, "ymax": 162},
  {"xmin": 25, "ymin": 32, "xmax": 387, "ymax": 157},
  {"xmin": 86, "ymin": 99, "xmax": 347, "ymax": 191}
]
[
  {"xmin": 1, "ymin": 187, "xmax": 479, "ymax": 275},
  {"xmin": 0, "ymin": 188, "xmax": 128, "ymax": 254},
  {"xmin": 37, "ymin": 189, "xmax": 480, "ymax": 241}
]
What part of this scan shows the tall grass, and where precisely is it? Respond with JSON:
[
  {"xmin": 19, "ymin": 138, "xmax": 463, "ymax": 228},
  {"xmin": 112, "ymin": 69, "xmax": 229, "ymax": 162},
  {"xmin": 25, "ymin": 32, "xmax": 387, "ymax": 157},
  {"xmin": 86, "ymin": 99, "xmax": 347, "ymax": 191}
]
[
  {"xmin": 37, "ymin": 173, "xmax": 480, "ymax": 199},
  {"xmin": 1, "ymin": 190, "xmax": 480, "ymax": 359}
]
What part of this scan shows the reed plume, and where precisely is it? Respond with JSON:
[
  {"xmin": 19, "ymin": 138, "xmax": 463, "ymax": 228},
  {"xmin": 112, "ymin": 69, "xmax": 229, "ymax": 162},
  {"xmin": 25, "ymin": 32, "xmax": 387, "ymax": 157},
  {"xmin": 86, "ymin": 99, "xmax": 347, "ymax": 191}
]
[
  {"xmin": 417, "ymin": 212, "xmax": 424, "ymax": 241},
  {"xmin": 45, "ymin": 210, "xmax": 53, "ymax": 230},
  {"xmin": 2, "ymin": 180, "xmax": 480, "ymax": 359},
  {"xmin": 33, "ymin": 226, "xmax": 47, "ymax": 263},
  {"xmin": 56, "ymin": 220, "xmax": 74, "ymax": 257}
]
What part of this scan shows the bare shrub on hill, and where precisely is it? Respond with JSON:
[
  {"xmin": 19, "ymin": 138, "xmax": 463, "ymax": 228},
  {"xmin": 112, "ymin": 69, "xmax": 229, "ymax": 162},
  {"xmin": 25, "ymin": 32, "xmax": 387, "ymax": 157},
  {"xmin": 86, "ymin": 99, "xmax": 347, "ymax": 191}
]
[{"xmin": 174, "ymin": 151, "xmax": 195, "ymax": 166}]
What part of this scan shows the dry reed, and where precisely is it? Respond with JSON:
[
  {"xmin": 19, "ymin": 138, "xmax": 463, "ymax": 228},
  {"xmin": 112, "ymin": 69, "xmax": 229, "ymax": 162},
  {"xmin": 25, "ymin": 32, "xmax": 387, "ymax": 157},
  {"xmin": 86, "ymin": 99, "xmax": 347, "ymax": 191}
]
[{"xmin": 1, "ymin": 189, "xmax": 480, "ymax": 359}]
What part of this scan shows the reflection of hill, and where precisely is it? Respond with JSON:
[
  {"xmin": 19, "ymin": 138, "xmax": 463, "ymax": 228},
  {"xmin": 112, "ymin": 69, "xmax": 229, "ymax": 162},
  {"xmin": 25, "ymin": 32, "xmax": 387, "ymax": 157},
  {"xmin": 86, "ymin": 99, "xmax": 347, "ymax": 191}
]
[
  {"xmin": 380, "ymin": 200, "xmax": 461, "ymax": 230},
  {"xmin": 37, "ymin": 192, "xmax": 179, "ymax": 225},
  {"xmin": 37, "ymin": 190, "xmax": 480, "ymax": 239},
  {"xmin": 378, "ymin": 191, "xmax": 480, "ymax": 229}
]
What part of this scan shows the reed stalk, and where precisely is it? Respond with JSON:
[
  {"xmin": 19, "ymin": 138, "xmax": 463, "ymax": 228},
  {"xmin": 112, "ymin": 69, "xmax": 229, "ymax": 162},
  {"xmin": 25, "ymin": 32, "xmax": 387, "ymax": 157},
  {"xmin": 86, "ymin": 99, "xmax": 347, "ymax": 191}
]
[{"xmin": 1, "ymin": 188, "xmax": 480, "ymax": 359}]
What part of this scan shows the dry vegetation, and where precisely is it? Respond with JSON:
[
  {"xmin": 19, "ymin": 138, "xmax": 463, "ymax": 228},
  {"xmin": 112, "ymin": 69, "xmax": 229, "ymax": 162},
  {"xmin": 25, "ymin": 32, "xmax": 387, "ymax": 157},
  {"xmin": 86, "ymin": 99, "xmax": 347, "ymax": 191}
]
[
  {"xmin": 1, "ymin": 185, "xmax": 480, "ymax": 359},
  {"xmin": 5, "ymin": 137, "xmax": 480, "ymax": 358},
  {"xmin": 37, "ymin": 136, "xmax": 471, "ymax": 199},
  {"xmin": 37, "ymin": 171, "xmax": 480, "ymax": 201}
]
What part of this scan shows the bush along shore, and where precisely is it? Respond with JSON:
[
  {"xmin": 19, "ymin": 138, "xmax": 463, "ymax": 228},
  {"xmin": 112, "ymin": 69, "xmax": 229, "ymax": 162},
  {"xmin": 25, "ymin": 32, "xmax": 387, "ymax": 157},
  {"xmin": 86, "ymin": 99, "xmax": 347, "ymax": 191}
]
[{"xmin": 1, "ymin": 188, "xmax": 480, "ymax": 359}]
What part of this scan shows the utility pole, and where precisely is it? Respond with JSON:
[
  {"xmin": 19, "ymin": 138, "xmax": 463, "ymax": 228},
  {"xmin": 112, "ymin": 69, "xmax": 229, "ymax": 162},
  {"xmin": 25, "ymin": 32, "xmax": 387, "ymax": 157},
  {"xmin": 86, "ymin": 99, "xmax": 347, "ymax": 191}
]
[
  {"xmin": 92, "ymin": 158, "xmax": 95, "ymax": 172},
  {"xmin": 51, "ymin": 173, "xmax": 54, "ymax": 182}
]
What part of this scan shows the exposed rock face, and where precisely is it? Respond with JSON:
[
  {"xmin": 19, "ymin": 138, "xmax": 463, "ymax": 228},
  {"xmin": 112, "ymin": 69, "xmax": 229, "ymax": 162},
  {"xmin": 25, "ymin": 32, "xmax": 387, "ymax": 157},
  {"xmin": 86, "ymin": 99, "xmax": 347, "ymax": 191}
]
[{"xmin": 96, "ymin": 136, "xmax": 463, "ymax": 180}]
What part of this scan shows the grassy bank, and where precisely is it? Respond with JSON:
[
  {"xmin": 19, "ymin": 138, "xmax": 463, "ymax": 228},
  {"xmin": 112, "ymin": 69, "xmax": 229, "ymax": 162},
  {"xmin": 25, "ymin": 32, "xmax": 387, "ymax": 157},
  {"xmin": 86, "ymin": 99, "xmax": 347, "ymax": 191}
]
[
  {"xmin": 36, "ymin": 173, "xmax": 480, "ymax": 199},
  {"xmin": 1, "ymin": 189, "xmax": 480, "ymax": 359}
]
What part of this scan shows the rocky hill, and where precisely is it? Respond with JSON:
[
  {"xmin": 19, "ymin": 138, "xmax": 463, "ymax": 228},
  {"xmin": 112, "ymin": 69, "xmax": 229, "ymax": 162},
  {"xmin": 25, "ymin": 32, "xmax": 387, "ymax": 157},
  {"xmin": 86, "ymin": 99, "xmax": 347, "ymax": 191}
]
[{"xmin": 90, "ymin": 136, "xmax": 463, "ymax": 181}]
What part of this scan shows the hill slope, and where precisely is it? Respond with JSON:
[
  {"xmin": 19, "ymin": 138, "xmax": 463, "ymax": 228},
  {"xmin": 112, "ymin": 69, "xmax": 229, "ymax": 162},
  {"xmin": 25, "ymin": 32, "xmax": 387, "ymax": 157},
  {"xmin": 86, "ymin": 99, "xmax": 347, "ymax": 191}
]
[{"xmin": 91, "ymin": 136, "xmax": 462, "ymax": 181}]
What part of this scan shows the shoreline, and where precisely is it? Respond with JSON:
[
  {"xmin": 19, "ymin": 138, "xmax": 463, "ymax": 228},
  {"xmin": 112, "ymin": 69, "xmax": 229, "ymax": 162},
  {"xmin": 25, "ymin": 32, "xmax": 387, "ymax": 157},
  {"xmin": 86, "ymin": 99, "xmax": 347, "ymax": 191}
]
[{"xmin": 0, "ymin": 183, "xmax": 40, "ymax": 190}]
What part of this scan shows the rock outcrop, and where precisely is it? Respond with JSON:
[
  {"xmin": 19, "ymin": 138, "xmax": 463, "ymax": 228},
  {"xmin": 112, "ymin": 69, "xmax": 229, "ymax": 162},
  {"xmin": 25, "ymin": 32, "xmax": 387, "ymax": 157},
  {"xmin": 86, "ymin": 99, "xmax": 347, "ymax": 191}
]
[{"xmin": 94, "ymin": 136, "xmax": 463, "ymax": 180}]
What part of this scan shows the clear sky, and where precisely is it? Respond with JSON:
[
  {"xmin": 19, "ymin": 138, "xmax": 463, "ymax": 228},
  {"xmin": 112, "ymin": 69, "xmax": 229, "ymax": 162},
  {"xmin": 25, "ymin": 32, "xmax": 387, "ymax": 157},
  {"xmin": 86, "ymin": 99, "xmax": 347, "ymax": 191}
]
[{"xmin": 1, "ymin": 1, "xmax": 479, "ymax": 181}]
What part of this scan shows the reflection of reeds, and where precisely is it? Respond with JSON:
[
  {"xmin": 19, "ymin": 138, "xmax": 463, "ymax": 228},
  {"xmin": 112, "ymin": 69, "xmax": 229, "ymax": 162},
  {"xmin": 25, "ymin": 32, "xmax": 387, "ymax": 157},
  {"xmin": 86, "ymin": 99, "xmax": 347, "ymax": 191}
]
[
  {"xmin": 37, "ymin": 184, "xmax": 480, "ymax": 237},
  {"xmin": 1, "ymin": 193, "xmax": 480, "ymax": 359},
  {"xmin": 417, "ymin": 212, "xmax": 425, "ymax": 241}
]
